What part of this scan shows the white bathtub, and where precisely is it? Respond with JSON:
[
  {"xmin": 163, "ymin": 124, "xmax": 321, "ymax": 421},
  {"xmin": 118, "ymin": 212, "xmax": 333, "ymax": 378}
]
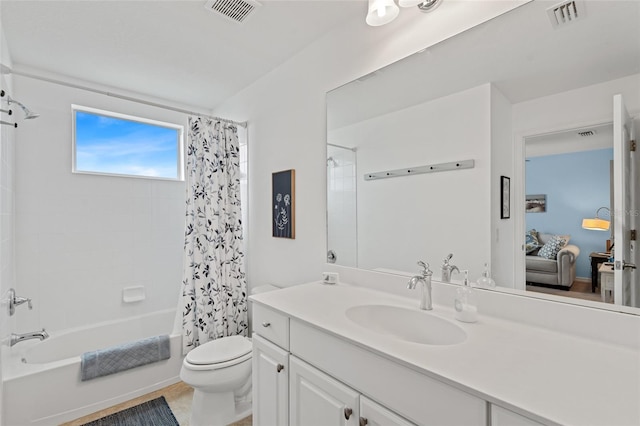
[{"xmin": 2, "ymin": 308, "xmax": 184, "ymax": 426}]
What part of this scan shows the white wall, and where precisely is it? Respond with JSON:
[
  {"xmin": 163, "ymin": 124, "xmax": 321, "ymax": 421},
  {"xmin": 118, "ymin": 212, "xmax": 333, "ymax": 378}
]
[
  {"xmin": 330, "ymin": 84, "xmax": 492, "ymax": 279},
  {"xmin": 13, "ymin": 75, "xmax": 187, "ymax": 332},
  {"xmin": 0, "ymin": 10, "xmax": 13, "ymax": 420},
  {"xmin": 513, "ymin": 74, "xmax": 640, "ymax": 136},
  {"xmin": 214, "ymin": 1, "xmax": 527, "ymax": 290},
  {"xmin": 490, "ymin": 85, "xmax": 515, "ymax": 287}
]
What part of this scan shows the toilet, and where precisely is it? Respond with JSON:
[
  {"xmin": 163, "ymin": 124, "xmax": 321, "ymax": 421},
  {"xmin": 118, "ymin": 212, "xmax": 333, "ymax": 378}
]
[{"xmin": 180, "ymin": 284, "xmax": 281, "ymax": 426}]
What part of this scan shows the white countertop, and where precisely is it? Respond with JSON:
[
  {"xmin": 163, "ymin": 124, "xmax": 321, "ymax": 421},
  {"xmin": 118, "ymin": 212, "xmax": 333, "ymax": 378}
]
[{"xmin": 250, "ymin": 281, "xmax": 640, "ymax": 426}]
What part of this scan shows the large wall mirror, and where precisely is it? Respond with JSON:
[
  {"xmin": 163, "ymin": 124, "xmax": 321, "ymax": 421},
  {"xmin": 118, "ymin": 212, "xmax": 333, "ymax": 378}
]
[{"xmin": 326, "ymin": 0, "xmax": 640, "ymax": 312}]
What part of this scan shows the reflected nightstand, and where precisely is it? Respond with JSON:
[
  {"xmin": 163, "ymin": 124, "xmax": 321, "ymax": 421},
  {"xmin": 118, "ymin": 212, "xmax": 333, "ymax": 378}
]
[{"xmin": 590, "ymin": 252, "xmax": 610, "ymax": 292}]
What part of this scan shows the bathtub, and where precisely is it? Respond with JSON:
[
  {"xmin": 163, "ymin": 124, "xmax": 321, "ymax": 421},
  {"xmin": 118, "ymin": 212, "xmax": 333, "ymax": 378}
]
[{"xmin": 2, "ymin": 308, "xmax": 184, "ymax": 426}]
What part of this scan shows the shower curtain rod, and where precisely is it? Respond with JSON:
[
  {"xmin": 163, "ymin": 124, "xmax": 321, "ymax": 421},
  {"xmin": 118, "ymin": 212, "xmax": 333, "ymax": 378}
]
[{"xmin": 13, "ymin": 70, "xmax": 247, "ymax": 128}]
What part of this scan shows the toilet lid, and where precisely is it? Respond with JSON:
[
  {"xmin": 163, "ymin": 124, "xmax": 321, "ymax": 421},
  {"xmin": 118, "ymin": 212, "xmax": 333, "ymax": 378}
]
[{"xmin": 186, "ymin": 335, "xmax": 252, "ymax": 366}]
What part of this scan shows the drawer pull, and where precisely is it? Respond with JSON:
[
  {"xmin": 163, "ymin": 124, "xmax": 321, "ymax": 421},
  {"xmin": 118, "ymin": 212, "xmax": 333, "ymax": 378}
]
[
  {"xmin": 276, "ymin": 363, "xmax": 284, "ymax": 373},
  {"xmin": 344, "ymin": 408, "xmax": 353, "ymax": 420},
  {"xmin": 359, "ymin": 417, "xmax": 368, "ymax": 426},
  {"xmin": 262, "ymin": 322, "xmax": 271, "ymax": 327}
]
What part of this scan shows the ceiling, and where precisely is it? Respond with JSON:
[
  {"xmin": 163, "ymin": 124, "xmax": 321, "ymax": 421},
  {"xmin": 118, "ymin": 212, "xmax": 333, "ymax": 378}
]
[
  {"xmin": 1, "ymin": 0, "xmax": 366, "ymax": 111},
  {"xmin": 327, "ymin": 0, "xmax": 640, "ymax": 131}
]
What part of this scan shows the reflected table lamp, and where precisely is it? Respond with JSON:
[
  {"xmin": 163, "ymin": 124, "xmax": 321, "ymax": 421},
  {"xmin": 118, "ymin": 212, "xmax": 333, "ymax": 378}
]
[{"xmin": 582, "ymin": 207, "xmax": 611, "ymax": 231}]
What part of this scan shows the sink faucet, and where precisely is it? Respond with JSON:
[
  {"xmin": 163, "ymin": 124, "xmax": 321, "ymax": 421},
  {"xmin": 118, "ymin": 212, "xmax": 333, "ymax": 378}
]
[
  {"xmin": 10, "ymin": 329, "xmax": 49, "ymax": 347},
  {"xmin": 441, "ymin": 253, "xmax": 460, "ymax": 283},
  {"xmin": 407, "ymin": 261, "xmax": 433, "ymax": 310}
]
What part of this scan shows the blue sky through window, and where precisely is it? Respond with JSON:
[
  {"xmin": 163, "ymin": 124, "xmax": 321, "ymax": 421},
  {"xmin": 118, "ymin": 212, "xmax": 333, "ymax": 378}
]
[{"xmin": 75, "ymin": 110, "xmax": 180, "ymax": 179}]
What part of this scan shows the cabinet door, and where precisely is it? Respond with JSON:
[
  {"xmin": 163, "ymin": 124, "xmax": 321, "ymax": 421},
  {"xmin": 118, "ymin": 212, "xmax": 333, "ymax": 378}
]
[
  {"xmin": 253, "ymin": 335, "xmax": 289, "ymax": 426},
  {"xmin": 360, "ymin": 396, "xmax": 415, "ymax": 426},
  {"xmin": 491, "ymin": 405, "xmax": 543, "ymax": 426},
  {"xmin": 290, "ymin": 356, "xmax": 359, "ymax": 426}
]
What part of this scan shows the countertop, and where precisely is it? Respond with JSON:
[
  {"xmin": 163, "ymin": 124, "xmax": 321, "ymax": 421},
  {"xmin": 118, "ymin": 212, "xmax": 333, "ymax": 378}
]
[{"xmin": 250, "ymin": 281, "xmax": 640, "ymax": 426}]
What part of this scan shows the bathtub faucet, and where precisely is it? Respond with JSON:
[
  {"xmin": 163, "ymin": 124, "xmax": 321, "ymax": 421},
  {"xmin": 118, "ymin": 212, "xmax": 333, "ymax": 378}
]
[{"xmin": 10, "ymin": 329, "xmax": 49, "ymax": 347}]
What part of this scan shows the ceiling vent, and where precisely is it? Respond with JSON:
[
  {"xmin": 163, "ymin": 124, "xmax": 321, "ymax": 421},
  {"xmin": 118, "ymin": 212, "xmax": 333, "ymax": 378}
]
[
  {"xmin": 577, "ymin": 129, "xmax": 596, "ymax": 137},
  {"xmin": 204, "ymin": 0, "xmax": 261, "ymax": 24},
  {"xmin": 547, "ymin": 0, "xmax": 585, "ymax": 28}
]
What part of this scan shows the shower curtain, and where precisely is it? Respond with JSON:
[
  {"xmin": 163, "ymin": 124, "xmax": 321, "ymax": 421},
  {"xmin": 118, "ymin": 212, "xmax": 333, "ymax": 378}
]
[{"xmin": 181, "ymin": 117, "xmax": 247, "ymax": 354}]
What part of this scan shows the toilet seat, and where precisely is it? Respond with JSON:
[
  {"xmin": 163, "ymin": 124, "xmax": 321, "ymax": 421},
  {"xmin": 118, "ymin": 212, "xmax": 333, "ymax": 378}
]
[{"xmin": 184, "ymin": 336, "xmax": 252, "ymax": 371}]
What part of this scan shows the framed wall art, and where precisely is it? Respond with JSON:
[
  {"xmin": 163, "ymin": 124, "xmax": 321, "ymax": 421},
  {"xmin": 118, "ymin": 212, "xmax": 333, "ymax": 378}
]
[
  {"xmin": 272, "ymin": 169, "xmax": 295, "ymax": 239},
  {"xmin": 500, "ymin": 176, "xmax": 510, "ymax": 219},
  {"xmin": 525, "ymin": 194, "xmax": 547, "ymax": 213}
]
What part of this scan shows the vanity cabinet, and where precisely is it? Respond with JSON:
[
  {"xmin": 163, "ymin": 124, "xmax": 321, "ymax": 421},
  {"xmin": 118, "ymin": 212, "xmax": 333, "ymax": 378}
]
[
  {"xmin": 251, "ymin": 301, "xmax": 486, "ymax": 426},
  {"xmin": 491, "ymin": 405, "xmax": 543, "ymax": 426},
  {"xmin": 290, "ymin": 356, "xmax": 360, "ymax": 426},
  {"xmin": 290, "ymin": 356, "xmax": 415, "ymax": 426},
  {"xmin": 360, "ymin": 396, "xmax": 415, "ymax": 426},
  {"xmin": 252, "ymin": 335, "xmax": 289, "ymax": 426}
]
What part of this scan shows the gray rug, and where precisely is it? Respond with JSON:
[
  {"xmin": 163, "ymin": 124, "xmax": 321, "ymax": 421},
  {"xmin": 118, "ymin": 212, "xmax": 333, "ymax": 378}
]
[{"xmin": 81, "ymin": 396, "xmax": 179, "ymax": 426}]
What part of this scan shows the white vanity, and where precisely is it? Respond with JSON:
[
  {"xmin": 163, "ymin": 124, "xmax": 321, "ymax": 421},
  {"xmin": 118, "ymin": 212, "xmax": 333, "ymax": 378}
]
[{"xmin": 250, "ymin": 278, "xmax": 640, "ymax": 426}]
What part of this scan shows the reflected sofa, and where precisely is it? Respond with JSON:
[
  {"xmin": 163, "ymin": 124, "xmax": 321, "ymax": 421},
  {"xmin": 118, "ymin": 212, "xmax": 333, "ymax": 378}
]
[{"xmin": 525, "ymin": 232, "xmax": 580, "ymax": 288}]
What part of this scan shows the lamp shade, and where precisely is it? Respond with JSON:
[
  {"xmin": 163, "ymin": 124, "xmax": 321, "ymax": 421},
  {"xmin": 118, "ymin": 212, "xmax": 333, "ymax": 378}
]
[
  {"xmin": 582, "ymin": 206, "xmax": 611, "ymax": 231},
  {"xmin": 398, "ymin": 0, "xmax": 424, "ymax": 7},
  {"xmin": 582, "ymin": 218, "xmax": 610, "ymax": 231},
  {"xmin": 366, "ymin": 0, "xmax": 400, "ymax": 26}
]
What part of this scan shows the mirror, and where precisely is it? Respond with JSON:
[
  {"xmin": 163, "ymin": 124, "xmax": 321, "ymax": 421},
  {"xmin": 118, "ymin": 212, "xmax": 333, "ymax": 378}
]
[{"xmin": 326, "ymin": 0, "xmax": 640, "ymax": 310}]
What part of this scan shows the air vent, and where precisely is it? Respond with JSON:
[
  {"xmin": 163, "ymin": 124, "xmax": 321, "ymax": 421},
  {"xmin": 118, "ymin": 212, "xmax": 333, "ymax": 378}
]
[
  {"xmin": 204, "ymin": 0, "xmax": 261, "ymax": 24},
  {"xmin": 547, "ymin": 0, "xmax": 585, "ymax": 28},
  {"xmin": 577, "ymin": 130, "xmax": 596, "ymax": 137}
]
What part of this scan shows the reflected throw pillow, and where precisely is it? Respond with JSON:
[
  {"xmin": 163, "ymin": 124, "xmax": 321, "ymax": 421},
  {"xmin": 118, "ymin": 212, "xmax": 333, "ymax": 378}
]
[
  {"xmin": 537, "ymin": 235, "xmax": 568, "ymax": 259},
  {"xmin": 525, "ymin": 229, "xmax": 541, "ymax": 254}
]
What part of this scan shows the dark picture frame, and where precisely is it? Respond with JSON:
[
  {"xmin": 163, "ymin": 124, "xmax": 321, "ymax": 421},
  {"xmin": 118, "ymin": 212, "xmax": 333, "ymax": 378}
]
[
  {"xmin": 500, "ymin": 176, "xmax": 510, "ymax": 219},
  {"xmin": 272, "ymin": 169, "xmax": 295, "ymax": 239}
]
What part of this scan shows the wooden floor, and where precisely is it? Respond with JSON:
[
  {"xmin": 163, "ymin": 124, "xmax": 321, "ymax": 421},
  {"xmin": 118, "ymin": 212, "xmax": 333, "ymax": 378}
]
[
  {"xmin": 61, "ymin": 382, "xmax": 251, "ymax": 426},
  {"xmin": 526, "ymin": 278, "xmax": 606, "ymax": 303}
]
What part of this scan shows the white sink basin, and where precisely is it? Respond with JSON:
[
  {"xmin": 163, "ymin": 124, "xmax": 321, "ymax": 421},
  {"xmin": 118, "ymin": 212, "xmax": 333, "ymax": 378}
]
[{"xmin": 345, "ymin": 304, "xmax": 467, "ymax": 345}]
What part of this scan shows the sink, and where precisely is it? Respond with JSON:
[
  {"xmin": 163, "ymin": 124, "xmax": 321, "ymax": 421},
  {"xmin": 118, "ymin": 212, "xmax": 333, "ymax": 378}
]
[{"xmin": 345, "ymin": 305, "xmax": 467, "ymax": 345}]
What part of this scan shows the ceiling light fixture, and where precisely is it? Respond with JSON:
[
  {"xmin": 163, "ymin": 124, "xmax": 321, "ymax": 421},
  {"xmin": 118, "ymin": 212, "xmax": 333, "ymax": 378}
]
[{"xmin": 366, "ymin": 0, "xmax": 443, "ymax": 26}]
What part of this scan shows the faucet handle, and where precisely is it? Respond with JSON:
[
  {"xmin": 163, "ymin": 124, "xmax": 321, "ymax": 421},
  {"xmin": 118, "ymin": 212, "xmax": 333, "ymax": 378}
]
[{"xmin": 417, "ymin": 261, "xmax": 432, "ymax": 276}]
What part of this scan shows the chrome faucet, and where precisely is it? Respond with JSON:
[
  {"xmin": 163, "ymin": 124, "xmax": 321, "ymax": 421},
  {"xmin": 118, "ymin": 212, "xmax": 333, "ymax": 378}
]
[
  {"xmin": 407, "ymin": 261, "xmax": 433, "ymax": 310},
  {"xmin": 10, "ymin": 329, "xmax": 49, "ymax": 347},
  {"xmin": 441, "ymin": 253, "xmax": 459, "ymax": 283}
]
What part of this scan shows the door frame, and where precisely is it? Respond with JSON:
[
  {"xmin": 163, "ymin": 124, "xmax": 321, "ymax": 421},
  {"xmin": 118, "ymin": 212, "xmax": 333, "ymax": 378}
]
[{"xmin": 513, "ymin": 117, "xmax": 615, "ymax": 290}]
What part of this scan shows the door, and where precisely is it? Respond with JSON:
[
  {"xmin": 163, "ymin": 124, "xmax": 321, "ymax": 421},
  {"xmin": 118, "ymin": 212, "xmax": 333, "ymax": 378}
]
[
  {"xmin": 360, "ymin": 396, "xmax": 415, "ymax": 426},
  {"xmin": 290, "ymin": 356, "xmax": 359, "ymax": 426},
  {"xmin": 253, "ymin": 335, "xmax": 289, "ymax": 426},
  {"xmin": 612, "ymin": 94, "xmax": 638, "ymax": 306}
]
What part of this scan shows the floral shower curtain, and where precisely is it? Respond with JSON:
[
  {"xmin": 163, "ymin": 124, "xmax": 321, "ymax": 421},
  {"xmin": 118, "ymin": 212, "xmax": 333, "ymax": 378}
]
[{"xmin": 181, "ymin": 117, "xmax": 247, "ymax": 354}]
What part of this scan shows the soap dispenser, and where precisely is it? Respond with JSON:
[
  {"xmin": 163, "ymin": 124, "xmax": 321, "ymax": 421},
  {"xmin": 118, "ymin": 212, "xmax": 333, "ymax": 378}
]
[
  {"xmin": 454, "ymin": 270, "xmax": 477, "ymax": 323},
  {"xmin": 476, "ymin": 263, "xmax": 496, "ymax": 289}
]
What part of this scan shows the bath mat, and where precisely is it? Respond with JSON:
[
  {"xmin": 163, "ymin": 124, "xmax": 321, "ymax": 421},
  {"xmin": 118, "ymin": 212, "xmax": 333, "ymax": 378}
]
[{"xmin": 81, "ymin": 396, "xmax": 179, "ymax": 426}]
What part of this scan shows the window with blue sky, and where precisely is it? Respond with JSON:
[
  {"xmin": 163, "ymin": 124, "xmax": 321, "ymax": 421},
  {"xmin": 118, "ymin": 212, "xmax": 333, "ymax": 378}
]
[{"xmin": 73, "ymin": 106, "xmax": 183, "ymax": 180}]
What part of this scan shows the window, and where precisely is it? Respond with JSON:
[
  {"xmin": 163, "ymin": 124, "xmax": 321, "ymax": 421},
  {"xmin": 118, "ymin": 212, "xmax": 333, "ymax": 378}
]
[{"xmin": 73, "ymin": 105, "xmax": 183, "ymax": 180}]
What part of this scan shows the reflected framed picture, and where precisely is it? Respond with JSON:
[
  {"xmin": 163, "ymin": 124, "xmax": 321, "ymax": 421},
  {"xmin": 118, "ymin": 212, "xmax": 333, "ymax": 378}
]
[
  {"xmin": 525, "ymin": 194, "xmax": 547, "ymax": 213},
  {"xmin": 500, "ymin": 176, "xmax": 510, "ymax": 219},
  {"xmin": 272, "ymin": 169, "xmax": 295, "ymax": 239}
]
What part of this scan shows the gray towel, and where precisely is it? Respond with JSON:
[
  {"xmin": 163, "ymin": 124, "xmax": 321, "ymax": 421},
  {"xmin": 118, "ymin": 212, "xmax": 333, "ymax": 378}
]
[{"xmin": 81, "ymin": 335, "xmax": 170, "ymax": 381}]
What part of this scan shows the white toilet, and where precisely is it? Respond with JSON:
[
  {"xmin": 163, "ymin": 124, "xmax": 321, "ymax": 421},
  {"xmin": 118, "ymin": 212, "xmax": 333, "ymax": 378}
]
[{"xmin": 180, "ymin": 284, "xmax": 280, "ymax": 426}]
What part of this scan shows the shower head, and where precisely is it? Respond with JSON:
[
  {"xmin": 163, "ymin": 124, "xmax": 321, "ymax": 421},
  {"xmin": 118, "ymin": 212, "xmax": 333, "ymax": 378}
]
[
  {"xmin": 327, "ymin": 157, "xmax": 338, "ymax": 167},
  {"xmin": 6, "ymin": 96, "xmax": 39, "ymax": 119}
]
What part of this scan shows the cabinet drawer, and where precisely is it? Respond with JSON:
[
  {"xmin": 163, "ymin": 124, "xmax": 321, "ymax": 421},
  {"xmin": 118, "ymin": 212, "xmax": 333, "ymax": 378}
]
[{"xmin": 252, "ymin": 303, "xmax": 289, "ymax": 350}]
